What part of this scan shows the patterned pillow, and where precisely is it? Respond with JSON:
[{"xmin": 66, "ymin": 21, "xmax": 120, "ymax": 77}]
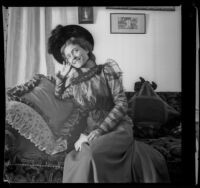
[
  {"xmin": 6, "ymin": 101, "xmax": 68, "ymax": 155},
  {"xmin": 129, "ymin": 81, "xmax": 180, "ymax": 138}
]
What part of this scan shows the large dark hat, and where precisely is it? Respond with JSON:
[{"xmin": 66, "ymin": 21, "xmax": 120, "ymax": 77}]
[{"xmin": 48, "ymin": 24, "xmax": 94, "ymax": 64}]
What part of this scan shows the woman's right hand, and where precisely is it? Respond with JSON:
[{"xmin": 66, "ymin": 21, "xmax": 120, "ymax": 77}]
[{"xmin": 55, "ymin": 62, "xmax": 71, "ymax": 85}]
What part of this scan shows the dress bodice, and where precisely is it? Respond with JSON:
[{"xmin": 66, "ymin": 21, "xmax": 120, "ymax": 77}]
[
  {"xmin": 63, "ymin": 64, "xmax": 114, "ymax": 111},
  {"xmin": 55, "ymin": 59, "xmax": 133, "ymax": 134}
]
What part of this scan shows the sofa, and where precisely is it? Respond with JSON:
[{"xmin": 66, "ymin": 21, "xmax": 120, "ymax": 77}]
[{"xmin": 4, "ymin": 74, "xmax": 182, "ymax": 183}]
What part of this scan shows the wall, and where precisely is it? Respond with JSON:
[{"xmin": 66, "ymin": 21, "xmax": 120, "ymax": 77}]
[{"xmin": 52, "ymin": 6, "xmax": 182, "ymax": 92}]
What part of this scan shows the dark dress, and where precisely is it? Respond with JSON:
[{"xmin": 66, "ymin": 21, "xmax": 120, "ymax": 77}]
[{"xmin": 55, "ymin": 59, "xmax": 170, "ymax": 183}]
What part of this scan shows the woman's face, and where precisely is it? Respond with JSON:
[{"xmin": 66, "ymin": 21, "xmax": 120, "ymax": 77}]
[{"xmin": 63, "ymin": 43, "xmax": 89, "ymax": 69}]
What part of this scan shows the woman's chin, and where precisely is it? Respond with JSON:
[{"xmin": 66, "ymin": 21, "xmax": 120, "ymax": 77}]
[
  {"xmin": 74, "ymin": 61, "xmax": 89, "ymax": 69},
  {"xmin": 73, "ymin": 63, "xmax": 84, "ymax": 69}
]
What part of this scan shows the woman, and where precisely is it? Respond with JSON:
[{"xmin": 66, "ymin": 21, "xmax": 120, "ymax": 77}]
[{"xmin": 48, "ymin": 24, "xmax": 170, "ymax": 183}]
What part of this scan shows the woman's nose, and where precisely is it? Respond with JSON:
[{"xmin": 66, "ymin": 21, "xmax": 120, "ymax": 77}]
[
  {"xmin": 73, "ymin": 53, "xmax": 79, "ymax": 59},
  {"xmin": 69, "ymin": 54, "xmax": 75, "ymax": 60}
]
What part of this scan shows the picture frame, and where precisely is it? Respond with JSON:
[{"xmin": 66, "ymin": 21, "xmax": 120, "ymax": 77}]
[
  {"xmin": 78, "ymin": 7, "xmax": 94, "ymax": 24},
  {"xmin": 110, "ymin": 13, "xmax": 146, "ymax": 34}
]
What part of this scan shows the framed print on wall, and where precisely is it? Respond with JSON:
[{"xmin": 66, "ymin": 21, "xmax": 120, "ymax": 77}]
[
  {"xmin": 78, "ymin": 7, "xmax": 94, "ymax": 24},
  {"xmin": 110, "ymin": 13, "xmax": 146, "ymax": 34}
]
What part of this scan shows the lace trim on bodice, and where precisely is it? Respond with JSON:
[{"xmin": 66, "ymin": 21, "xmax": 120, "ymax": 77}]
[{"xmin": 66, "ymin": 64, "xmax": 104, "ymax": 88}]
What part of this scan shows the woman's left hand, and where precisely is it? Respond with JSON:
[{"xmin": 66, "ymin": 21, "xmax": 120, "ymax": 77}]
[{"xmin": 87, "ymin": 129, "xmax": 103, "ymax": 142}]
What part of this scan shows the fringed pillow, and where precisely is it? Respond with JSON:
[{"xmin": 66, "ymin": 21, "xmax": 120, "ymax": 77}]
[{"xmin": 6, "ymin": 101, "xmax": 67, "ymax": 155}]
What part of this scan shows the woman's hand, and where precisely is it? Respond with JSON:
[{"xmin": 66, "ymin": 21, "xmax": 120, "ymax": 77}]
[
  {"xmin": 74, "ymin": 134, "xmax": 88, "ymax": 151},
  {"xmin": 87, "ymin": 129, "xmax": 103, "ymax": 142},
  {"xmin": 55, "ymin": 62, "xmax": 71, "ymax": 85},
  {"xmin": 74, "ymin": 139, "xmax": 83, "ymax": 152},
  {"xmin": 61, "ymin": 62, "xmax": 71, "ymax": 77}
]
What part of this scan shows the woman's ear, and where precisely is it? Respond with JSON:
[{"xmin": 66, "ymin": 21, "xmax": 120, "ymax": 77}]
[
  {"xmin": 86, "ymin": 49, "xmax": 89, "ymax": 54},
  {"xmin": 83, "ymin": 46, "xmax": 89, "ymax": 54}
]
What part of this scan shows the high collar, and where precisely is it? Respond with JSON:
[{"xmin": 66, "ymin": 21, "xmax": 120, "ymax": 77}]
[
  {"xmin": 78, "ymin": 59, "xmax": 97, "ymax": 73},
  {"xmin": 65, "ymin": 59, "xmax": 97, "ymax": 88}
]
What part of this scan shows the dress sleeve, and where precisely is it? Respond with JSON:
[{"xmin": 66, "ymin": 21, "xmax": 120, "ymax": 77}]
[
  {"xmin": 98, "ymin": 59, "xmax": 128, "ymax": 133},
  {"xmin": 54, "ymin": 69, "xmax": 77, "ymax": 100},
  {"xmin": 54, "ymin": 77, "xmax": 66, "ymax": 99}
]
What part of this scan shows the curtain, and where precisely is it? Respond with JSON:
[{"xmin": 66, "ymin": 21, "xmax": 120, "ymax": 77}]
[
  {"xmin": 5, "ymin": 7, "xmax": 50, "ymax": 87},
  {"xmin": 4, "ymin": 7, "xmax": 74, "ymax": 88}
]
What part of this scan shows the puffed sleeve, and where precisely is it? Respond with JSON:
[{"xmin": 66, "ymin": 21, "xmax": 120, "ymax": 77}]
[{"xmin": 98, "ymin": 59, "xmax": 128, "ymax": 133}]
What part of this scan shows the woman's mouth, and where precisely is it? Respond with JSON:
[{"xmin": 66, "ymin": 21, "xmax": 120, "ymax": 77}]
[{"xmin": 72, "ymin": 58, "xmax": 80, "ymax": 64}]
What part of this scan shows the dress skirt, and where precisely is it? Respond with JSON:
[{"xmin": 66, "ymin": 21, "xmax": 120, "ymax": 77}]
[{"xmin": 62, "ymin": 121, "xmax": 170, "ymax": 183}]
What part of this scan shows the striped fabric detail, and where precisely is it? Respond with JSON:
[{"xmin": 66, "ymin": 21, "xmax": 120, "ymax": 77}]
[
  {"xmin": 54, "ymin": 78, "xmax": 66, "ymax": 100},
  {"xmin": 100, "ymin": 60, "xmax": 128, "ymax": 132}
]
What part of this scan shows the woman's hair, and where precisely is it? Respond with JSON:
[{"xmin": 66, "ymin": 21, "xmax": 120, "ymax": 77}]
[
  {"xmin": 48, "ymin": 25, "xmax": 65, "ymax": 63},
  {"xmin": 60, "ymin": 37, "xmax": 96, "ymax": 64}
]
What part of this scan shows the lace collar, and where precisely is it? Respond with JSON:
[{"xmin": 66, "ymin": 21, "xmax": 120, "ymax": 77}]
[{"xmin": 65, "ymin": 64, "xmax": 104, "ymax": 88}]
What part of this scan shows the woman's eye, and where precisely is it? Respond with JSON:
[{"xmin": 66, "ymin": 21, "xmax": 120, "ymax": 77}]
[
  {"xmin": 66, "ymin": 55, "xmax": 71, "ymax": 59},
  {"xmin": 73, "ymin": 49, "xmax": 79, "ymax": 53}
]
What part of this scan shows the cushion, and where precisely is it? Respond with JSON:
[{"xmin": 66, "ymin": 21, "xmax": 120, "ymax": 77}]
[
  {"xmin": 131, "ymin": 97, "xmax": 167, "ymax": 123},
  {"xmin": 129, "ymin": 81, "xmax": 180, "ymax": 138},
  {"xmin": 6, "ymin": 100, "xmax": 68, "ymax": 155},
  {"xmin": 21, "ymin": 76, "xmax": 74, "ymax": 136},
  {"xmin": 6, "ymin": 74, "xmax": 87, "ymax": 160}
]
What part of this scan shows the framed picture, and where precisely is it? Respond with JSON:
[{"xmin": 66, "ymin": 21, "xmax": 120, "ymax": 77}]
[
  {"xmin": 110, "ymin": 13, "xmax": 146, "ymax": 34},
  {"xmin": 78, "ymin": 7, "xmax": 94, "ymax": 24}
]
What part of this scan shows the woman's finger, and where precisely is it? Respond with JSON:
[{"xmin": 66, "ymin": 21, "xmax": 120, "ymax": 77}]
[
  {"xmin": 62, "ymin": 63, "xmax": 71, "ymax": 76},
  {"xmin": 75, "ymin": 142, "xmax": 79, "ymax": 151},
  {"xmin": 88, "ymin": 131, "xmax": 99, "ymax": 140},
  {"xmin": 87, "ymin": 133, "xmax": 94, "ymax": 141},
  {"xmin": 75, "ymin": 141, "xmax": 82, "ymax": 151},
  {"xmin": 89, "ymin": 136, "xmax": 95, "ymax": 141},
  {"xmin": 92, "ymin": 136, "xmax": 98, "ymax": 141},
  {"xmin": 88, "ymin": 133, "xmax": 96, "ymax": 141},
  {"xmin": 79, "ymin": 145, "xmax": 82, "ymax": 151},
  {"xmin": 74, "ymin": 143, "xmax": 77, "ymax": 151},
  {"xmin": 76, "ymin": 145, "xmax": 80, "ymax": 151}
]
